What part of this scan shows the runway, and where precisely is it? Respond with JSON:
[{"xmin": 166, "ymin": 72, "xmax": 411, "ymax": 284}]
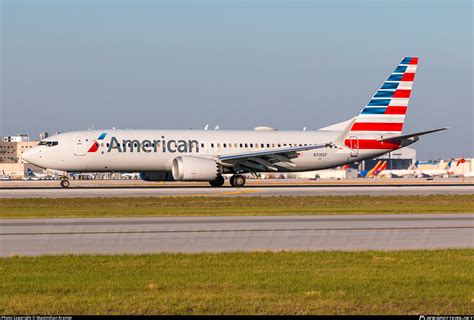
[
  {"xmin": 1, "ymin": 184, "xmax": 473, "ymax": 198},
  {"xmin": 1, "ymin": 214, "xmax": 472, "ymax": 256}
]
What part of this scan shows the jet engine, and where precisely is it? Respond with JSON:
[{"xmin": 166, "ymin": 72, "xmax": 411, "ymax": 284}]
[
  {"xmin": 172, "ymin": 156, "xmax": 221, "ymax": 181},
  {"xmin": 139, "ymin": 171, "xmax": 175, "ymax": 181}
]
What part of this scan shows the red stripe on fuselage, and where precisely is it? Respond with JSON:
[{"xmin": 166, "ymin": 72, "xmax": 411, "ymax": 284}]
[
  {"xmin": 344, "ymin": 139, "xmax": 401, "ymax": 150},
  {"xmin": 351, "ymin": 122, "xmax": 403, "ymax": 131},
  {"xmin": 384, "ymin": 106, "xmax": 407, "ymax": 114}
]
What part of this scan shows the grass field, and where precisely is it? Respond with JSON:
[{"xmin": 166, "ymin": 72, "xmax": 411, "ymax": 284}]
[
  {"xmin": 1, "ymin": 195, "xmax": 473, "ymax": 218},
  {"xmin": 1, "ymin": 249, "xmax": 473, "ymax": 314}
]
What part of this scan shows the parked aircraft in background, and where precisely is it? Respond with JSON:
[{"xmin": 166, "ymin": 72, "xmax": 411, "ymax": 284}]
[
  {"xmin": 378, "ymin": 161, "xmax": 454, "ymax": 178},
  {"xmin": 0, "ymin": 170, "xmax": 11, "ymax": 180},
  {"xmin": 121, "ymin": 173, "xmax": 141, "ymax": 179},
  {"xmin": 22, "ymin": 168, "xmax": 58, "ymax": 180},
  {"xmin": 22, "ymin": 57, "xmax": 446, "ymax": 188}
]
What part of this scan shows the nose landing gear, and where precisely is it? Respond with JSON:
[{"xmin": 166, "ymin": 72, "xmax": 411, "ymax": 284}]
[{"xmin": 60, "ymin": 178, "xmax": 70, "ymax": 188}]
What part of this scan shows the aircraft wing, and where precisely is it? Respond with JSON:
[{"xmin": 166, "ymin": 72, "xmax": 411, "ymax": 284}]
[
  {"xmin": 377, "ymin": 128, "xmax": 447, "ymax": 143},
  {"xmin": 218, "ymin": 143, "xmax": 332, "ymax": 171}
]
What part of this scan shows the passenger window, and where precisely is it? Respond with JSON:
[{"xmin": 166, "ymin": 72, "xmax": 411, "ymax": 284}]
[
  {"xmin": 278, "ymin": 144, "xmax": 281, "ymax": 147},
  {"xmin": 240, "ymin": 143, "xmax": 243, "ymax": 148},
  {"xmin": 245, "ymin": 143, "xmax": 248, "ymax": 148},
  {"xmin": 201, "ymin": 143, "xmax": 204, "ymax": 148},
  {"xmin": 223, "ymin": 143, "xmax": 226, "ymax": 148},
  {"xmin": 211, "ymin": 143, "xmax": 214, "ymax": 148},
  {"xmin": 250, "ymin": 143, "xmax": 253, "ymax": 148}
]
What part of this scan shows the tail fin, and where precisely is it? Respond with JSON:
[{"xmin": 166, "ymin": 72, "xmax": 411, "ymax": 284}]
[{"xmin": 351, "ymin": 57, "xmax": 418, "ymax": 135}]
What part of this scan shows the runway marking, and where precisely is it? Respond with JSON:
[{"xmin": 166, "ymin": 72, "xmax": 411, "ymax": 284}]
[
  {"xmin": 2, "ymin": 215, "xmax": 472, "ymax": 227},
  {"xmin": 2, "ymin": 226, "xmax": 472, "ymax": 236},
  {"xmin": 241, "ymin": 189, "xmax": 264, "ymax": 193},
  {"xmin": 221, "ymin": 188, "xmax": 264, "ymax": 195},
  {"xmin": 221, "ymin": 191, "xmax": 243, "ymax": 195}
]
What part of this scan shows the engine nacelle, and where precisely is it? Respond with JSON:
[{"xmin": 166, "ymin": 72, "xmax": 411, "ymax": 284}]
[
  {"xmin": 139, "ymin": 171, "xmax": 175, "ymax": 182},
  {"xmin": 172, "ymin": 156, "xmax": 221, "ymax": 181}
]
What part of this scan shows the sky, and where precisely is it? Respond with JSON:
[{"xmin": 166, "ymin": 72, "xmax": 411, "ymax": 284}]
[{"xmin": 1, "ymin": 0, "xmax": 472, "ymax": 160}]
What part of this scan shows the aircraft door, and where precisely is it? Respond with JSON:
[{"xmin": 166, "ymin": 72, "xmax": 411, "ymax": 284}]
[
  {"xmin": 74, "ymin": 135, "xmax": 86, "ymax": 156},
  {"xmin": 349, "ymin": 136, "xmax": 359, "ymax": 157}
]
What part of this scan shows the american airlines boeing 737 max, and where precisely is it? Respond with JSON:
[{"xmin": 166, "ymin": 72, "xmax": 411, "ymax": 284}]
[{"xmin": 22, "ymin": 57, "xmax": 446, "ymax": 188}]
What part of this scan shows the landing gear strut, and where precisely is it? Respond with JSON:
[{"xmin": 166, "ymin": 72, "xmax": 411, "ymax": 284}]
[
  {"xmin": 60, "ymin": 179, "xmax": 70, "ymax": 188},
  {"xmin": 230, "ymin": 175, "xmax": 246, "ymax": 187},
  {"xmin": 209, "ymin": 175, "xmax": 225, "ymax": 187}
]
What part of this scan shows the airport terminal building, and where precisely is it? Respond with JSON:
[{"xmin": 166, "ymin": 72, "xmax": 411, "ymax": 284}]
[{"xmin": 0, "ymin": 135, "xmax": 42, "ymax": 178}]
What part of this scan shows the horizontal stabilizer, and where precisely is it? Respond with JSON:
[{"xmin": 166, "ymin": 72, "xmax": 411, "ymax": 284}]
[{"xmin": 377, "ymin": 128, "xmax": 448, "ymax": 142}]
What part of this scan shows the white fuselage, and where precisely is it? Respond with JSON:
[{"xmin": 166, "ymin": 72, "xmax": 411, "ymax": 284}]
[{"xmin": 22, "ymin": 129, "xmax": 391, "ymax": 173}]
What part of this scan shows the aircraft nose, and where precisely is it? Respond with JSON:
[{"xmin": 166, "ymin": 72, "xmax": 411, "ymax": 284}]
[{"xmin": 21, "ymin": 148, "xmax": 42, "ymax": 166}]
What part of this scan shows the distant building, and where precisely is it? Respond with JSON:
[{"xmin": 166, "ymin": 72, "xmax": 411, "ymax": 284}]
[
  {"xmin": 353, "ymin": 147, "xmax": 416, "ymax": 172},
  {"xmin": 2, "ymin": 134, "xmax": 30, "ymax": 142},
  {"xmin": 0, "ymin": 135, "xmax": 38, "ymax": 164},
  {"xmin": 40, "ymin": 131, "xmax": 49, "ymax": 140}
]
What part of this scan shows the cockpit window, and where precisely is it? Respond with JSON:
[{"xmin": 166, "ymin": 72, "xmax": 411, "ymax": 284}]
[{"xmin": 38, "ymin": 141, "xmax": 58, "ymax": 147}]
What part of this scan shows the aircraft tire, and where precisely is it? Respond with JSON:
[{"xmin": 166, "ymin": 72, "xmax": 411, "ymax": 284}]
[
  {"xmin": 209, "ymin": 176, "xmax": 225, "ymax": 187},
  {"xmin": 60, "ymin": 180, "xmax": 70, "ymax": 188},
  {"xmin": 230, "ymin": 175, "xmax": 246, "ymax": 187}
]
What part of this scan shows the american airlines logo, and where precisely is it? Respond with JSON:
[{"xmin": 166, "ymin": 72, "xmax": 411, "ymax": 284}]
[
  {"xmin": 106, "ymin": 136, "xmax": 200, "ymax": 153},
  {"xmin": 88, "ymin": 133, "xmax": 107, "ymax": 153}
]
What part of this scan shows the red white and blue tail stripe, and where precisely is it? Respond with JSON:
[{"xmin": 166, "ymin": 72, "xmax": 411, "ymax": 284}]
[{"xmin": 345, "ymin": 57, "xmax": 418, "ymax": 149}]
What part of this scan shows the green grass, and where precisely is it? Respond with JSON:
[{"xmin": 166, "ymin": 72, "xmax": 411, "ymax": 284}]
[
  {"xmin": 0, "ymin": 195, "xmax": 472, "ymax": 218},
  {"xmin": 1, "ymin": 250, "xmax": 473, "ymax": 314}
]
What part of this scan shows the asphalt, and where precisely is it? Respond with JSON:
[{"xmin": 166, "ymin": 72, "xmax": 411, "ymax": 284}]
[
  {"xmin": 0, "ymin": 184, "xmax": 473, "ymax": 198},
  {"xmin": 1, "ymin": 214, "xmax": 472, "ymax": 256}
]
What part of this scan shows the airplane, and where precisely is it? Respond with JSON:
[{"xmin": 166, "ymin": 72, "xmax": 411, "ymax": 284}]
[
  {"xmin": 0, "ymin": 170, "xmax": 11, "ymax": 180},
  {"xmin": 121, "ymin": 172, "xmax": 141, "ymax": 179},
  {"xmin": 379, "ymin": 160, "xmax": 454, "ymax": 178},
  {"xmin": 22, "ymin": 57, "xmax": 447, "ymax": 188},
  {"xmin": 23, "ymin": 168, "xmax": 58, "ymax": 180},
  {"xmin": 362, "ymin": 160, "xmax": 388, "ymax": 178}
]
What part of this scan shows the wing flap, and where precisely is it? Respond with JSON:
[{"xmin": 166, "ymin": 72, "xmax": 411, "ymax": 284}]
[{"xmin": 218, "ymin": 143, "xmax": 330, "ymax": 162}]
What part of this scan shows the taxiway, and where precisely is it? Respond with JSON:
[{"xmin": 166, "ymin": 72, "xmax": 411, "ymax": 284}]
[{"xmin": 1, "ymin": 214, "xmax": 472, "ymax": 256}]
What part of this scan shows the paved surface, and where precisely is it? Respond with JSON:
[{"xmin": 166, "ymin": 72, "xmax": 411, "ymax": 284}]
[
  {"xmin": 1, "ymin": 184, "xmax": 473, "ymax": 198},
  {"xmin": 1, "ymin": 214, "xmax": 472, "ymax": 256}
]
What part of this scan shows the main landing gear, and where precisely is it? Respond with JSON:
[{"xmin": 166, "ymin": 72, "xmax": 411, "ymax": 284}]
[
  {"xmin": 209, "ymin": 176, "xmax": 225, "ymax": 187},
  {"xmin": 208, "ymin": 174, "xmax": 246, "ymax": 187},
  {"xmin": 60, "ymin": 178, "xmax": 70, "ymax": 188},
  {"xmin": 230, "ymin": 175, "xmax": 246, "ymax": 187}
]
